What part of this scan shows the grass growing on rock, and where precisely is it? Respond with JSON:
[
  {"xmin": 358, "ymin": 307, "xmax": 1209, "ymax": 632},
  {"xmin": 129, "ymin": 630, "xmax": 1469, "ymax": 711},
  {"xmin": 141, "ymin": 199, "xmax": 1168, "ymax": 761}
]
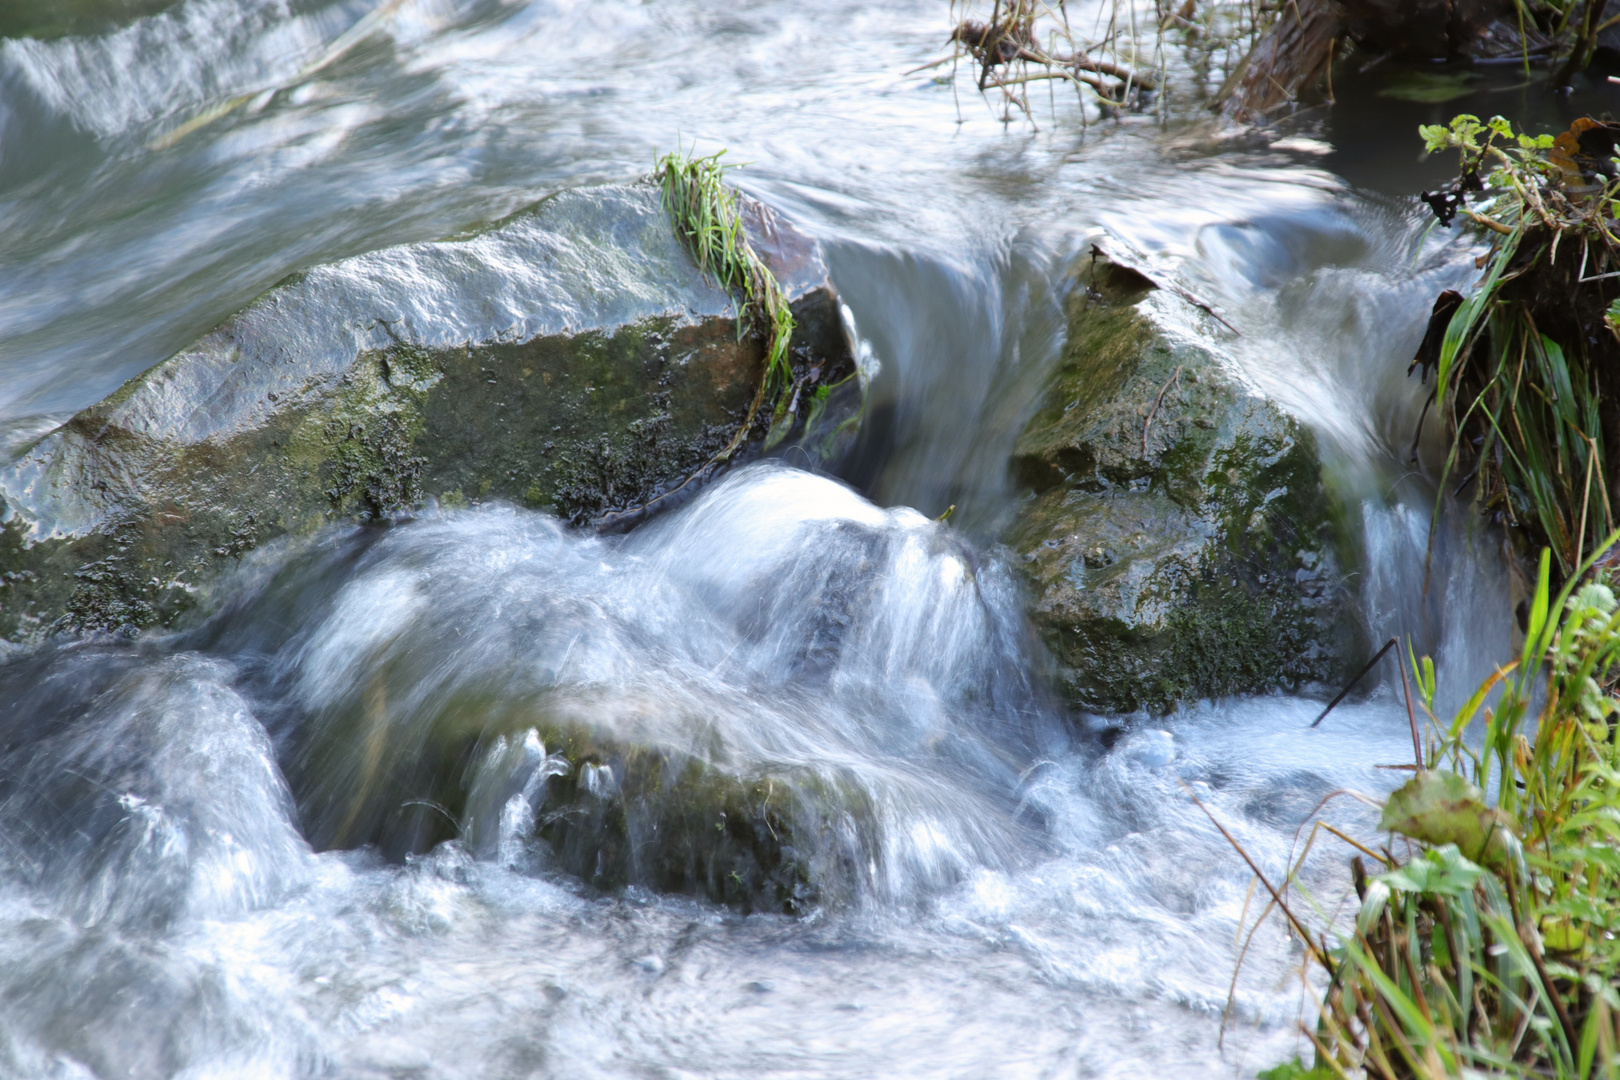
[{"xmin": 654, "ymin": 148, "xmax": 795, "ymax": 452}]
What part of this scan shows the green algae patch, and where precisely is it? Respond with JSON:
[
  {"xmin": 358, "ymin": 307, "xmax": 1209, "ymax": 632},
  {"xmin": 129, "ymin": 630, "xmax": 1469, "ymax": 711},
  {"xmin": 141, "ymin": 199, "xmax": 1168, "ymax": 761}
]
[
  {"xmin": 0, "ymin": 0, "xmax": 179, "ymax": 41},
  {"xmin": 1005, "ymin": 257, "xmax": 1355, "ymax": 714},
  {"xmin": 413, "ymin": 314, "xmax": 757, "ymax": 525}
]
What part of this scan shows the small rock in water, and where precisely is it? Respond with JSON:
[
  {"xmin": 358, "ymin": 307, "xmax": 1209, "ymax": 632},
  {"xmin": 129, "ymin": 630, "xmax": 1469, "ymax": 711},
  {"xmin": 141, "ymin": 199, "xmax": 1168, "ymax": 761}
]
[{"xmin": 1125, "ymin": 729, "xmax": 1175, "ymax": 768}]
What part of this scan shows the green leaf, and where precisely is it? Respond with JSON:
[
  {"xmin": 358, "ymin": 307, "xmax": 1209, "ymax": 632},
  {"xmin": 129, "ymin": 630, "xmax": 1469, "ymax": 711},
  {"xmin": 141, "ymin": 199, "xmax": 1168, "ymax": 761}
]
[
  {"xmin": 1524, "ymin": 548, "xmax": 1552, "ymax": 665},
  {"xmin": 1419, "ymin": 123, "xmax": 1452, "ymax": 153},
  {"xmin": 1380, "ymin": 771, "xmax": 1521, "ymax": 872},
  {"xmin": 1343, "ymin": 938, "xmax": 1445, "ymax": 1051},
  {"xmin": 1257, "ymin": 1058, "xmax": 1336, "ymax": 1080},
  {"xmin": 1436, "ymin": 226, "xmax": 1523, "ymax": 415},
  {"xmin": 1357, "ymin": 878, "xmax": 1391, "ymax": 935},
  {"xmin": 1540, "ymin": 915, "xmax": 1588, "ymax": 952},
  {"xmin": 1538, "ymin": 334, "xmax": 1580, "ymax": 435},
  {"xmin": 1378, "ymin": 843, "xmax": 1486, "ymax": 897}
]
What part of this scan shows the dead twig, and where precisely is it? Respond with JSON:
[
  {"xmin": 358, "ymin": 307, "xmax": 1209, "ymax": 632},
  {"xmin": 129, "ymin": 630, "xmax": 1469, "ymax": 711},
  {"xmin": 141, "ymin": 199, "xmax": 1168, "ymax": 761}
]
[{"xmin": 1141, "ymin": 364, "xmax": 1182, "ymax": 457}]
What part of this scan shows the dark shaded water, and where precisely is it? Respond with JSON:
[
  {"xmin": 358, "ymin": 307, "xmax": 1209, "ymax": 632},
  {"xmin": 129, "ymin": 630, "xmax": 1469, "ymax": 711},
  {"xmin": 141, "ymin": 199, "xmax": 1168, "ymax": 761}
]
[{"xmin": 0, "ymin": 2, "xmax": 1594, "ymax": 1076}]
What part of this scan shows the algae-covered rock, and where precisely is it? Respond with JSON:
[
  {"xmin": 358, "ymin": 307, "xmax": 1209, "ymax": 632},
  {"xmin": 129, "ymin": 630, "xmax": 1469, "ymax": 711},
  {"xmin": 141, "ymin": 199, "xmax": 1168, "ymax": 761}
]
[
  {"xmin": 1005, "ymin": 259, "xmax": 1354, "ymax": 715},
  {"xmin": 0, "ymin": 184, "xmax": 859, "ymax": 649},
  {"xmin": 0, "ymin": 0, "xmax": 178, "ymax": 41}
]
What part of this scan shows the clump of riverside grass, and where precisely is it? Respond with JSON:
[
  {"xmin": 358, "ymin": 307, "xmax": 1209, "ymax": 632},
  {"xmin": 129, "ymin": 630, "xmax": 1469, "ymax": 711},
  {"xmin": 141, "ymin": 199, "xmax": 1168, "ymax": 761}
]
[
  {"xmin": 1413, "ymin": 114, "xmax": 1620, "ymax": 583},
  {"xmin": 652, "ymin": 148, "xmax": 796, "ymax": 456},
  {"xmin": 1242, "ymin": 115, "xmax": 1620, "ymax": 1080},
  {"xmin": 1250, "ymin": 547, "xmax": 1620, "ymax": 1079}
]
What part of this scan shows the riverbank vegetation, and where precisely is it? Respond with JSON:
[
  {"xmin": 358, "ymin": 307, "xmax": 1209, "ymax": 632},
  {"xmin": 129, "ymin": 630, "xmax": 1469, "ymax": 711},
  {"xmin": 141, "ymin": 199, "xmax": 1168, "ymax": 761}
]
[
  {"xmin": 941, "ymin": 0, "xmax": 1270, "ymax": 122},
  {"xmin": 1256, "ymin": 548, "xmax": 1620, "ymax": 1079},
  {"xmin": 1244, "ymin": 114, "xmax": 1620, "ymax": 1078},
  {"xmin": 1415, "ymin": 114, "xmax": 1620, "ymax": 584},
  {"xmin": 940, "ymin": 2, "xmax": 1620, "ymax": 126}
]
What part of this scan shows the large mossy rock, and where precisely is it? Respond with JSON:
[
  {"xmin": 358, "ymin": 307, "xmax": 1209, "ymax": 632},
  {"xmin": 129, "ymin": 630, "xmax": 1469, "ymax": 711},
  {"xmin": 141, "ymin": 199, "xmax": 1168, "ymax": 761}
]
[
  {"xmin": 0, "ymin": 0, "xmax": 179, "ymax": 41},
  {"xmin": 1005, "ymin": 259, "xmax": 1356, "ymax": 715},
  {"xmin": 0, "ymin": 184, "xmax": 858, "ymax": 650}
]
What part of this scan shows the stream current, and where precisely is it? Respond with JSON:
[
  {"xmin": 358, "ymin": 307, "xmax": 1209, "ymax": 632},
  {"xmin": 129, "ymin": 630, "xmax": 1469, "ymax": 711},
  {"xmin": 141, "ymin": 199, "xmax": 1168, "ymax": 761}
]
[{"xmin": 0, "ymin": 1, "xmax": 1571, "ymax": 1076}]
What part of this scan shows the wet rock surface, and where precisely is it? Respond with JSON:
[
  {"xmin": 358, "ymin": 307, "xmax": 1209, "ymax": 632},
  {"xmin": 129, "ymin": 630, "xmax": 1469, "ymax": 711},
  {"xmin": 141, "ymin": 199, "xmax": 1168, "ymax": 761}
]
[
  {"xmin": 1005, "ymin": 259, "xmax": 1357, "ymax": 715},
  {"xmin": 0, "ymin": 184, "xmax": 859, "ymax": 649}
]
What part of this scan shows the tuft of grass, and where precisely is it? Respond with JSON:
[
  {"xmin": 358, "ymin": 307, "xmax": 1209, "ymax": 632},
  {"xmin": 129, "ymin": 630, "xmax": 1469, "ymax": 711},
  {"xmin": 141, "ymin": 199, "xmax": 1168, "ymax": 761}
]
[
  {"xmin": 1415, "ymin": 114, "xmax": 1620, "ymax": 584},
  {"xmin": 653, "ymin": 147, "xmax": 795, "ymax": 455},
  {"xmin": 1310, "ymin": 544, "xmax": 1620, "ymax": 1078}
]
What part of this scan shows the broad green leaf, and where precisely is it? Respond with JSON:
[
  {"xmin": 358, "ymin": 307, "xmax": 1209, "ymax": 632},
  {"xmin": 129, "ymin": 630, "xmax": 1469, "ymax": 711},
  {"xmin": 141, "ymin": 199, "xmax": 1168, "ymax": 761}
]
[
  {"xmin": 1380, "ymin": 771, "xmax": 1520, "ymax": 872},
  {"xmin": 1419, "ymin": 124, "xmax": 1451, "ymax": 153},
  {"xmin": 1378, "ymin": 844, "xmax": 1485, "ymax": 898}
]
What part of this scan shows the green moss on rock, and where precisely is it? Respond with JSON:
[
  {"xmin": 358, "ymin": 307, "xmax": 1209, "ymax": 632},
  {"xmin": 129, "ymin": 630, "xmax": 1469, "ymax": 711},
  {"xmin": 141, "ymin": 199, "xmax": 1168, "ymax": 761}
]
[{"xmin": 1005, "ymin": 257, "xmax": 1356, "ymax": 714}]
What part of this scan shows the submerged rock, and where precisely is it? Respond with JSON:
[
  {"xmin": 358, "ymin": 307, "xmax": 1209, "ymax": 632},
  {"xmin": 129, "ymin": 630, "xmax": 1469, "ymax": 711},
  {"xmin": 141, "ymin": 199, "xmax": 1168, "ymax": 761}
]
[
  {"xmin": 1005, "ymin": 257, "xmax": 1355, "ymax": 715},
  {"xmin": 186, "ymin": 471, "xmax": 1043, "ymax": 913},
  {"xmin": 0, "ymin": 184, "xmax": 860, "ymax": 649}
]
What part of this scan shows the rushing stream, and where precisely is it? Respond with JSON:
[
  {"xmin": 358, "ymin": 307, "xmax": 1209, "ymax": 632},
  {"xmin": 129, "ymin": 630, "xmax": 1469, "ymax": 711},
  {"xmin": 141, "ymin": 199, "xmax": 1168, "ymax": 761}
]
[{"xmin": 1, "ymin": 0, "xmax": 1597, "ymax": 1076}]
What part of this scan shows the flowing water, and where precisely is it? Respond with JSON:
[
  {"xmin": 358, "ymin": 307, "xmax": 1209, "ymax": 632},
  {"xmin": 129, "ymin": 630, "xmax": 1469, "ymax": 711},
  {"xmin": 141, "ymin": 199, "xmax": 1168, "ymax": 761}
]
[{"xmin": 0, "ymin": 1, "xmax": 1591, "ymax": 1076}]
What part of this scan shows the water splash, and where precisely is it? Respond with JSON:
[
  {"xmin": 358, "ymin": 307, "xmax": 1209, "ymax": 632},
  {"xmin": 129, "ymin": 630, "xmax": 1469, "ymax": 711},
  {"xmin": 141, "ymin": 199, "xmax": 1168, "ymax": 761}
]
[{"xmin": 186, "ymin": 464, "xmax": 1054, "ymax": 904}]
